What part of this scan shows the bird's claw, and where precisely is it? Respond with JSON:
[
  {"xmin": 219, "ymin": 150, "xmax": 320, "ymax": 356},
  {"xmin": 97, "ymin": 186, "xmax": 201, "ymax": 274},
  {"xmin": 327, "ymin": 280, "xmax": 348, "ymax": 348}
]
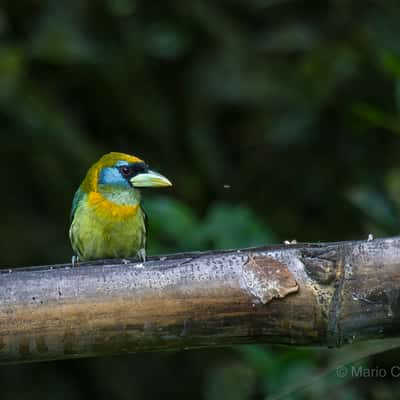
[
  {"xmin": 137, "ymin": 249, "xmax": 146, "ymax": 262},
  {"xmin": 71, "ymin": 255, "xmax": 80, "ymax": 267}
]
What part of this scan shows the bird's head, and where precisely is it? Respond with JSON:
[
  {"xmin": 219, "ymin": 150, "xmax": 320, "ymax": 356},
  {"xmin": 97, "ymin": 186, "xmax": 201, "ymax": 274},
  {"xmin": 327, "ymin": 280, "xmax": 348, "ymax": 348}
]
[{"xmin": 82, "ymin": 152, "xmax": 172, "ymax": 193}]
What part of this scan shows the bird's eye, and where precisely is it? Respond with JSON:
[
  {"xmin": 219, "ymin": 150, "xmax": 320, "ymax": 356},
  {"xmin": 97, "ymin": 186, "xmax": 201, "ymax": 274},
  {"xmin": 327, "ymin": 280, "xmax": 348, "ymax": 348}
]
[{"xmin": 120, "ymin": 166, "xmax": 131, "ymax": 176}]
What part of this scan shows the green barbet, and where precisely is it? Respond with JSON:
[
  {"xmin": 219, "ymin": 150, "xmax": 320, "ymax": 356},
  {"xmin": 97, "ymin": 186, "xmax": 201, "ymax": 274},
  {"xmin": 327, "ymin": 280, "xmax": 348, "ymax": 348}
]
[{"xmin": 69, "ymin": 152, "xmax": 172, "ymax": 262}]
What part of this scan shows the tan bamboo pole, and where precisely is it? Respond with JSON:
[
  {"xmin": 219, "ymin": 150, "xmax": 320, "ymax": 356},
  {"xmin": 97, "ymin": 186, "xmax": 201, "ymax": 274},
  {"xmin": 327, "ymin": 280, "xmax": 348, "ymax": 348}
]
[{"xmin": 0, "ymin": 236, "xmax": 399, "ymax": 364}]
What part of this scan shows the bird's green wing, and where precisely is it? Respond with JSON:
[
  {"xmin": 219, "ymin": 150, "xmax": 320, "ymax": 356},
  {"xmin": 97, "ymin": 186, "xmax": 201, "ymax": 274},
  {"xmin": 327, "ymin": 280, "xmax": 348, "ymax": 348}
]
[
  {"xmin": 70, "ymin": 187, "xmax": 85, "ymax": 221},
  {"xmin": 143, "ymin": 207, "xmax": 148, "ymax": 253}
]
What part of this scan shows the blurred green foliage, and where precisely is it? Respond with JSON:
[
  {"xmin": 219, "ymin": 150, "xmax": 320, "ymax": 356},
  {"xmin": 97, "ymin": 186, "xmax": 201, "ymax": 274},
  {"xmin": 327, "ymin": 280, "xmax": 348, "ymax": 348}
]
[
  {"xmin": 2, "ymin": 0, "xmax": 400, "ymax": 399},
  {"xmin": 146, "ymin": 197, "xmax": 276, "ymax": 253}
]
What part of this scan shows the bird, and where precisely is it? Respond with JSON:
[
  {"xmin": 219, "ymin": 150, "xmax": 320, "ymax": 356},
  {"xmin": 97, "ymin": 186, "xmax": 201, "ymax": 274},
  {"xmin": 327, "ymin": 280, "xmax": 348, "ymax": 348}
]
[{"xmin": 69, "ymin": 152, "xmax": 172, "ymax": 263}]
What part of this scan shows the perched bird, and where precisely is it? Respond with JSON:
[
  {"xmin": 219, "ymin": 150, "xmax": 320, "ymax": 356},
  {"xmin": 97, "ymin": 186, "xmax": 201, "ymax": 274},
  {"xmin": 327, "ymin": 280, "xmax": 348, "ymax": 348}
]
[{"xmin": 69, "ymin": 152, "xmax": 172, "ymax": 262}]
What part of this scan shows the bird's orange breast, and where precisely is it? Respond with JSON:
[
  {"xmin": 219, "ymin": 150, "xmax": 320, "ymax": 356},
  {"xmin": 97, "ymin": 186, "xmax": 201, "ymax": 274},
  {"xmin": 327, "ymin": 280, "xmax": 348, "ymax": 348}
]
[{"xmin": 87, "ymin": 192, "xmax": 139, "ymax": 220}]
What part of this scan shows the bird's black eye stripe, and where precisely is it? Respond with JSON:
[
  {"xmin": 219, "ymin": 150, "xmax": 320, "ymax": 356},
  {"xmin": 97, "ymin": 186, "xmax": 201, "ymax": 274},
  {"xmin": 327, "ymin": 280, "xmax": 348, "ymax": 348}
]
[
  {"xmin": 132, "ymin": 162, "xmax": 148, "ymax": 174},
  {"xmin": 118, "ymin": 162, "xmax": 148, "ymax": 178}
]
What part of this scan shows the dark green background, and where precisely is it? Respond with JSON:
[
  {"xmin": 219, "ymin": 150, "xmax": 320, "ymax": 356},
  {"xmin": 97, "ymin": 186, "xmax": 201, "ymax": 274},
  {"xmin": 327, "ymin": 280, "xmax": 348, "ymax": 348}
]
[{"xmin": 1, "ymin": 0, "xmax": 400, "ymax": 398}]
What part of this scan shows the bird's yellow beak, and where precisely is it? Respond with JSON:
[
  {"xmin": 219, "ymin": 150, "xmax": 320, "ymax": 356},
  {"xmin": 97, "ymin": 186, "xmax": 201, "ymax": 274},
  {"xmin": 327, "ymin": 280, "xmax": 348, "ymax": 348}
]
[{"xmin": 130, "ymin": 170, "xmax": 172, "ymax": 188}]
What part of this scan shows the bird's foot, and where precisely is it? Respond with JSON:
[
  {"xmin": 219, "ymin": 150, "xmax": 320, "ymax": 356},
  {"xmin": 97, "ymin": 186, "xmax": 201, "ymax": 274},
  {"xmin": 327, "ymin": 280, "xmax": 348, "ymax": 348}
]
[
  {"xmin": 137, "ymin": 249, "xmax": 146, "ymax": 262},
  {"xmin": 71, "ymin": 255, "xmax": 80, "ymax": 267}
]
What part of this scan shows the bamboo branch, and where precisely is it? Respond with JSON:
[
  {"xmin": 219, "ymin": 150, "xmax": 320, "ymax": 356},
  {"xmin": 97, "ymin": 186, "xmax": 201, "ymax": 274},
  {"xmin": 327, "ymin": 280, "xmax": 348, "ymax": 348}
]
[{"xmin": 1, "ymin": 236, "xmax": 400, "ymax": 364}]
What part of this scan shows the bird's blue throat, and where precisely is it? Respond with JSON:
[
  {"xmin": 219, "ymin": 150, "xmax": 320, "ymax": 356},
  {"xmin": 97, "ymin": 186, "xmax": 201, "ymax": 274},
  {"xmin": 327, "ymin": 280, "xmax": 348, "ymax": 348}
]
[
  {"xmin": 98, "ymin": 165, "xmax": 141, "ymax": 206},
  {"xmin": 97, "ymin": 184, "xmax": 141, "ymax": 206}
]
